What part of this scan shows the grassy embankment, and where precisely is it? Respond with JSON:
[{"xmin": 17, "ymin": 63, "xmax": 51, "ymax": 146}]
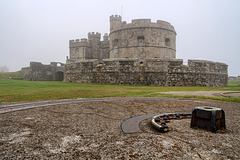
[{"xmin": 0, "ymin": 72, "xmax": 239, "ymax": 103}]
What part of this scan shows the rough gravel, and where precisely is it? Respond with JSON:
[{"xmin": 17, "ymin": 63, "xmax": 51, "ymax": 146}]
[
  {"xmin": 0, "ymin": 98, "xmax": 239, "ymax": 159},
  {"xmin": 157, "ymin": 91, "xmax": 240, "ymax": 97}
]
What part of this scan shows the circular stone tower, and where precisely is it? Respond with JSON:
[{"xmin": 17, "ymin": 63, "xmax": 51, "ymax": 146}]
[{"xmin": 109, "ymin": 15, "xmax": 176, "ymax": 60}]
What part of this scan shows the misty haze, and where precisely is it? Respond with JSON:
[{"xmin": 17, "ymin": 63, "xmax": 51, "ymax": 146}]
[
  {"xmin": 1, "ymin": 1, "xmax": 240, "ymax": 159},
  {"xmin": 0, "ymin": 0, "xmax": 239, "ymax": 76}
]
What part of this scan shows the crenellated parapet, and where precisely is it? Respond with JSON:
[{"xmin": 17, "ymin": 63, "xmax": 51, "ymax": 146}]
[
  {"xmin": 88, "ymin": 32, "xmax": 101, "ymax": 40},
  {"xmin": 69, "ymin": 38, "xmax": 88, "ymax": 48},
  {"xmin": 110, "ymin": 15, "xmax": 122, "ymax": 21},
  {"xmin": 109, "ymin": 16, "xmax": 175, "ymax": 34}
]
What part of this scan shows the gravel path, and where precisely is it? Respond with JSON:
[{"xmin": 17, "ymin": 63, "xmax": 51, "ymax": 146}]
[
  {"xmin": 157, "ymin": 91, "xmax": 240, "ymax": 97},
  {"xmin": 0, "ymin": 98, "xmax": 239, "ymax": 159},
  {"xmin": 0, "ymin": 97, "xmax": 178, "ymax": 114}
]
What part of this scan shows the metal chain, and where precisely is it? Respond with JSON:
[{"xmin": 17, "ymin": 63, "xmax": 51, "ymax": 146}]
[{"xmin": 151, "ymin": 113, "xmax": 192, "ymax": 132}]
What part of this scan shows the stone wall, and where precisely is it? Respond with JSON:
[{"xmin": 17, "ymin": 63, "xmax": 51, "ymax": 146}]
[
  {"xmin": 24, "ymin": 62, "xmax": 65, "ymax": 81},
  {"xmin": 64, "ymin": 59, "xmax": 228, "ymax": 87}
]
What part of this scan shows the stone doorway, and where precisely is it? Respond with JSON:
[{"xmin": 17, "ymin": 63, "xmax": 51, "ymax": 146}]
[{"xmin": 56, "ymin": 71, "xmax": 64, "ymax": 81}]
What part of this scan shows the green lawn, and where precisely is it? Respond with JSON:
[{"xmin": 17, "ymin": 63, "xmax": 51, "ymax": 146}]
[{"xmin": 0, "ymin": 72, "xmax": 239, "ymax": 103}]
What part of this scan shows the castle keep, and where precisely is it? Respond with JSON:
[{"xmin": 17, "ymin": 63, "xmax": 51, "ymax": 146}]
[
  {"xmin": 68, "ymin": 15, "xmax": 176, "ymax": 62},
  {"xmin": 109, "ymin": 15, "xmax": 176, "ymax": 59}
]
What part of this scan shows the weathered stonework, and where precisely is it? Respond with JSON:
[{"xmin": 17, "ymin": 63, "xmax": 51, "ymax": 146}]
[
  {"xmin": 23, "ymin": 62, "xmax": 64, "ymax": 81},
  {"xmin": 109, "ymin": 16, "xmax": 176, "ymax": 60},
  {"xmin": 69, "ymin": 32, "xmax": 109, "ymax": 61},
  {"xmin": 64, "ymin": 59, "xmax": 228, "ymax": 87},
  {"xmin": 64, "ymin": 15, "xmax": 228, "ymax": 87}
]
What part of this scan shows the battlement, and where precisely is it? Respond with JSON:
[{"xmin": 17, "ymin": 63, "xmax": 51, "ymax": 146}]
[
  {"xmin": 110, "ymin": 18, "xmax": 175, "ymax": 33},
  {"xmin": 69, "ymin": 39, "xmax": 87, "ymax": 43},
  {"xmin": 88, "ymin": 32, "xmax": 101, "ymax": 36},
  {"xmin": 69, "ymin": 38, "xmax": 89, "ymax": 43},
  {"xmin": 132, "ymin": 19, "xmax": 151, "ymax": 25},
  {"xmin": 81, "ymin": 38, "xmax": 87, "ymax": 42},
  {"xmin": 88, "ymin": 32, "xmax": 101, "ymax": 39},
  {"xmin": 69, "ymin": 38, "xmax": 88, "ymax": 47},
  {"xmin": 110, "ymin": 15, "xmax": 122, "ymax": 22}
]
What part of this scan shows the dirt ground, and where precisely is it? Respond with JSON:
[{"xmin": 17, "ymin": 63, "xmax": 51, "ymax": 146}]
[
  {"xmin": 0, "ymin": 98, "xmax": 239, "ymax": 159},
  {"xmin": 157, "ymin": 91, "xmax": 240, "ymax": 97}
]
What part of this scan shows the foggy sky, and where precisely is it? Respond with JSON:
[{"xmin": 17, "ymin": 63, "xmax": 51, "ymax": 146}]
[{"xmin": 0, "ymin": 0, "xmax": 239, "ymax": 76}]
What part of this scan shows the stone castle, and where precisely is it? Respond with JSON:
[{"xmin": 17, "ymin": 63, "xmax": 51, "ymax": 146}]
[
  {"xmin": 64, "ymin": 15, "xmax": 228, "ymax": 87},
  {"xmin": 23, "ymin": 15, "xmax": 228, "ymax": 87}
]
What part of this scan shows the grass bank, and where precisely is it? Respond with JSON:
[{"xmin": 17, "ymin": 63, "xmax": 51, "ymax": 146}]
[{"xmin": 0, "ymin": 72, "xmax": 239, "ymax": 103}]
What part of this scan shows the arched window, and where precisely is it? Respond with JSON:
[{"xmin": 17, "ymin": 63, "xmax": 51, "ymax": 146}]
[{"xmin": 165, "ymin": 38, "xmax": 171, "ymax": 47}]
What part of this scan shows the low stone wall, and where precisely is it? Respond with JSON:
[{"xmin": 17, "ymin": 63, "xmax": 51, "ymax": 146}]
[
  {"xmin": 64, "ymin": 58, "xmax": 228, "ymax": 87},
  {"xmin": 24, "ymin": 62, "xmax": 65, "ymax": 81}
]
